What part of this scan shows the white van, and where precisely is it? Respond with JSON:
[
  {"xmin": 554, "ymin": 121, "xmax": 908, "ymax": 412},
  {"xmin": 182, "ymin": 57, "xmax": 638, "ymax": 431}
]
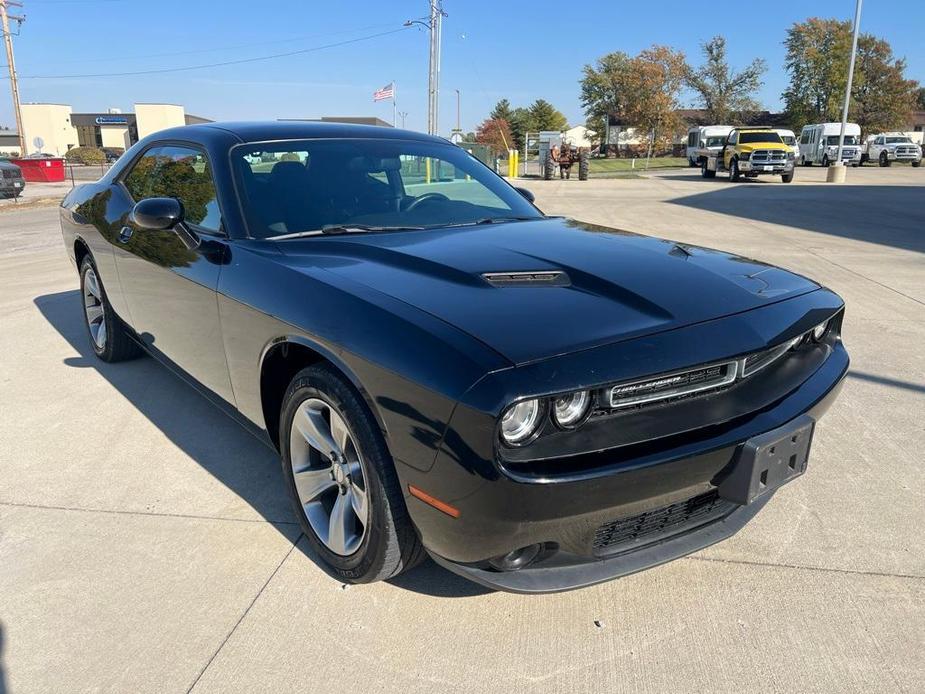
[
  {"xmin": 685, "ymin": 125, "xmax": 734, "ymax": 166},
  {"xmin": 773, "ymin": 129, "xmax": 798, "ymax": 156},
  {"xmin": 797, "ymin": 123, "xmax": 862, "ymax": 166}
]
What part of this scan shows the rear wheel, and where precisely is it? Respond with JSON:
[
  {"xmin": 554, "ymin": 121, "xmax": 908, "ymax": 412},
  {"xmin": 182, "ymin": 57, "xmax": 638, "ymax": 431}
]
[
  {"xmin": 879, "ymin": 152, "xmax": 890, "ymax": 167},
  {"xmin": 578, "ymin": 151, "xmax": 589, "ymax": 180},
  {"xmin": 79, "ymin": 256, "xmax": 141, "ymax": 363},
  {"xmin": 280, "ymin": 364, "xmax": 424, "ymax": 583},
  {"xmin": 701, "ymin": 160, "xmax": 715, "ymax": 178},
  {"xmin": 822, "ymin": 155, "xmax": 830, "ymax": 167}
]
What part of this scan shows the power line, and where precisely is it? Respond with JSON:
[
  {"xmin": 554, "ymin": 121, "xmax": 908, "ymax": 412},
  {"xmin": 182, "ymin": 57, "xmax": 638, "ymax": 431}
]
[
  {"xmin": 4, "ymin": 25, "xmax": 411, "ymax": 79},
  {"xmin": 57, "ymin": 22, "xmax": 400, "ymax": 65}
]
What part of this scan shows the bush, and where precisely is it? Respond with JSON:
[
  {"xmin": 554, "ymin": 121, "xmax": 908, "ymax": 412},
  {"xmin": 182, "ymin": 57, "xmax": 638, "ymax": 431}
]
[
  {"xmin": 64, "ymin": 146, "xmax": 106, "ymax": 165},
  {"xmin": 279, "ymin": 152, "xmax": 301, "ymax": 162}
]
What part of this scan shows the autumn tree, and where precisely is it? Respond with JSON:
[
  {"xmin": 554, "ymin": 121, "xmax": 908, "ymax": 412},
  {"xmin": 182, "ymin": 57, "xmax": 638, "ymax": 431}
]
[
  {"xmin": 686, "ymin": 36, "xmax": 766, "ymax": 123},
  {"xmin": 475, "ymin": 117, "xmax": 514, "ymax": 154},
  {"xmin": 784, "ymin": 18, "xmax": 918, "ymax": 132},
  {"xmin": 917, "ymin": 87, "xmax": 925, "ymax": 110}
]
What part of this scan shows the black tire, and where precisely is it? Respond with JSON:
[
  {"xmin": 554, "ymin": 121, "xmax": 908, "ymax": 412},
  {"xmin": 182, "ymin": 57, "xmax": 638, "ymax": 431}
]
[
  {"xmin": 781, "ymin": 171, "xmax": 794, "ymax": 183},
  {"xmin": 860, "ymin": 154, "xmax": 868, "ymax": 165},
  {"xmin": 578, "ymin": 151, "xmax": 589, "ymax": 180},
  {"xmin": 543, "ymin": 155, "xmax": 555, "ymax": 180},
  {"xmin": 912, "ymin": 160, "xmax": 921, "ymax": 168},
  {"xmin": 701, "ymin": 159, "xmax": 716, "ymax": 178},
  {"xmin": 822, "ymin": 155, "xmax": 830, "ymax": 167},
  {"xmin": 729, "ymin": 158, "xmax": 740, "ymax": 182},
  {"xmin": 880, "ymin": 152, "xmax": 890, "ymax": 167},
  {"xmin": 280, "ymin": 364, "xmax": 425, "ymax": 584},
  {"xmin": 79, "ymin": 255, "xmax": 142, "ymax": 363}
]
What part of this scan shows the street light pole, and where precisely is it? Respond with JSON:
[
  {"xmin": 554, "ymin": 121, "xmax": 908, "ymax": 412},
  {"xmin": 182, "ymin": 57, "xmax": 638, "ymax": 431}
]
[
  {"xmin": 830, "ymin": 0, "xmax": 863, "ymax": 182},
  {"xmin": 0, "ymin": 0, "xmax": 26, "ymax": 155}
]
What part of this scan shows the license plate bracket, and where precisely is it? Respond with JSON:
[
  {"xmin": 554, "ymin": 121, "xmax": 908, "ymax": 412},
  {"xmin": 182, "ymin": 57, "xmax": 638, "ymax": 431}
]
[{"xmin": 718, "ymin": 415, "xmax": 815, "ymax": 505}]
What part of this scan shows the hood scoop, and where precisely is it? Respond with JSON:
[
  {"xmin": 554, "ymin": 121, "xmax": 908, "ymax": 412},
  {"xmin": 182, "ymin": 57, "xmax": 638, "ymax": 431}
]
[{"xmin": 481, "ymin": 270, "xmax": 571, "ymax": 287}]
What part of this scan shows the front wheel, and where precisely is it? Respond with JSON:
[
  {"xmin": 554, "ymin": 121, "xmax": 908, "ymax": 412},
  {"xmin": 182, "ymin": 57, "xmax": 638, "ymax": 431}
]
[
  {"xmin": 729, "ymin": 158, "xmax": 740, "ymax": 182},
  {"xmin": 280, "ymin": 364, "xmax": 424, "ymax": 584},
  {"xmin": 79, "ymin": 256, "xmax": 141, "ymax": 363},
  {"xmin": 912, "ymin": 160, "xmax": 921, "ymax": 168},
  {"xmin": 701, "ymin": 159, "xmax": 715, "ymax": 178},
  {"xmin": 781, "ymin": 171, "xmax": 794, "ymax": 183},
  {"xmin": 880, "ymin": 152, "xmax": 890, "ymax": 167}
]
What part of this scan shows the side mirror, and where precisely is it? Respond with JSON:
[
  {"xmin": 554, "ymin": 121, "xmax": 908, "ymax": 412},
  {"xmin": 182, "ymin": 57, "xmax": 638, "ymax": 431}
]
[
  {"xmin": 131, "ymin": 197, "xmax": 183, "ymax": 230},
  {"xmin": 515, "ymin": 187, "xmax": 535, "ymax": 204},
  {"xmin": 130, "ymin": 197, "xmax": 200, "ymax": 249}
]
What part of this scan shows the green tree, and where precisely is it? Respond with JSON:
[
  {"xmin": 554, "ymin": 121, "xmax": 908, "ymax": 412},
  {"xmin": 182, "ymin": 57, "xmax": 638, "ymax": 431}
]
[
  {"xmin": 783, "ymin": 18, "xmax": 917, "ymax": 132},
  {"xmin": 917, "ymin": 86, "xmax": 925, "ymax": 110},
  {"xmin": 686, "ymin": 36, "xmax": 766, "ymax": 123},
  {"xmin": 490, "ymin": 98, "xmax": 514, "ymax": 123},
  {"xmin": 527, "ymin": 99, "xmax": 568, "ymax": 132},
  {"xmin": 625, "ymin": 46, "xmax": 689, "ymax": 153},
  {"xmin": 580, "ymin": 51, "xmax": 633, "ymax": 139},
  {"xmin": 508, "ymin": 107, "xmax": 532, "ymax": 150}
]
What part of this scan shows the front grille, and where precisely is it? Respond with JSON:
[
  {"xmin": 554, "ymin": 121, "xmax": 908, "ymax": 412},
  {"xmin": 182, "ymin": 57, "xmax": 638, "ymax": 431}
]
[
  {"xmin": 750, "ymin": 149, "xmax": 787, "ymax": 164},
  {"xmin": 609, "ymin": 361, "xmax": 738, "ymax": 409},
  {"xmin": 2, "ymin": 169, "xmax": 16, "ymax": 179},
  {"xmin": 592, "ymin": 490, "xmax": 736, "ymax": 555},
  {"xmin": 895, "ymin": 147, "xmax": 917, "ymax": 157}
]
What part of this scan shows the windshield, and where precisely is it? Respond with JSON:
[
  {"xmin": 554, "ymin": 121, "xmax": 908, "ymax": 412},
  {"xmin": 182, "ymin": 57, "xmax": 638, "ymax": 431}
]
[
  {"xmin": 779, "ymin": 135, "xmax": 795, "ymax": 145},
  {"xmin": 885, "ymin": 136, "xmax": 912, "ymax": 144},
  {"xmin": 704, "ymin": 136, "xmax": 727, "ymax": 147},
  {"xmin": 825, "ymin": 136, "xmax": 859, "ymax": 146},
  {"xmin": 232, "ymin": 138, "xmax": 541, "ymax": 239},
  {"xmin": 739, "ymin": 131, "xmax": 783, "ymax": 144}
]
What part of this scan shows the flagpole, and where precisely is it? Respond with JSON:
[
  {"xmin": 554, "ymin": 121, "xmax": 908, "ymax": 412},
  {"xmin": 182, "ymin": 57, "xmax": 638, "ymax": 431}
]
[{"xmin": 393, "ymin": 82, "xmax": 397, "ymax": 127}]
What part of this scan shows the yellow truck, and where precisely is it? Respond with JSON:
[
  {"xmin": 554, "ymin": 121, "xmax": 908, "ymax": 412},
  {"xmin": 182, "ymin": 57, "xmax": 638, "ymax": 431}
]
[{"xmin": 701, "ymin": 127, "xmax": 795, "ymax": 183}]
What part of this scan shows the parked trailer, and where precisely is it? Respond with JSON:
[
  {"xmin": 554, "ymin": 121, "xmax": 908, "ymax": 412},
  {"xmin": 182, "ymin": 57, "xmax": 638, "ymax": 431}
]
[{"xmin": 685, "ymin": 125, "xmax": 734, "ymax": 166}]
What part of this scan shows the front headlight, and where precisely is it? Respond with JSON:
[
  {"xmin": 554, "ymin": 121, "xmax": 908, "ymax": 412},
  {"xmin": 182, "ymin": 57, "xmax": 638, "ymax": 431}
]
[
  {"xmin": 811, "ymin": 320, "xmax": 829, "ymax": 341},
  {"xmin": 553, "ymin": 390, "xmax": 591, "ymax": 428},
  {"xmin": 739, "ymin": 152, "xmax": 751, "ymax": 161},
  {"xmin": 500, "ymin": 398, "xmax": 544, "ymax": 445},
  {"xmin": 787, "ymin": 151, "xmax": 795, "ymax": 160}
]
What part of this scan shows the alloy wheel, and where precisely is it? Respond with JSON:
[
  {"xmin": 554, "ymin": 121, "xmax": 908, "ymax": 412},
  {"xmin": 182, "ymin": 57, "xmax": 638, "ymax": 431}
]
[
  {"xmin": 83, "ymin": 267, "xmax": 107, "ymax": 350},
  {"xmin": 289, "ymin": 397, "xmax": 370, "ymax": 556}
]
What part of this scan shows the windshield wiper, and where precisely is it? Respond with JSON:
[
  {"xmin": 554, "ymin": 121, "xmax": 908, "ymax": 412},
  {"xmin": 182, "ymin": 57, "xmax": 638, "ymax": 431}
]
[
  {"xmin": 267, "ymin": 224, "xmax": 425, "ymax": 240},
  {"xmin": 444, "ymin": 216, "xmax": 539, "ymax": 228}
]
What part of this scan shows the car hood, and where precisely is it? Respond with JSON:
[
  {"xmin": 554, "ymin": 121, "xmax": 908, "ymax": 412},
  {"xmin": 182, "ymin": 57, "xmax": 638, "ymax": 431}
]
[{"xmin": 278, "ymin": 218, "xmax": 819, "ymax": 365}]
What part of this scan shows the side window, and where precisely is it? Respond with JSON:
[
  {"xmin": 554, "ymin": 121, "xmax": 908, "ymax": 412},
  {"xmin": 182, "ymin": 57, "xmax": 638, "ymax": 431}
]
[
  {"xmin": 122, "ymin": 147, "xmax": 162, "ymax": 201},
  {"xmin": 876, "ymin": 137, "xmax": 884, "ymax": 145},
  {"xmin": 687, "ymin": 132, "xmax": 697, "ymax": 147},
  {"xmin": 727, "ymin": 131, "xmax": 738, "ymax": 145},
  {"xmin": 800, "ymin": 130, "xmax": 810, "ymax": 145},
  {"xmin": 125, "ymin": 145, "xmax": 222, "ymax": 232}
]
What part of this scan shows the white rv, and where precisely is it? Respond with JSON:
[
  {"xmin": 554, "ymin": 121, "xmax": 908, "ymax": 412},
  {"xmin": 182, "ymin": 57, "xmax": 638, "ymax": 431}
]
[
  {"xmin": 685, "ymin": 125, "xmax": 734, "ymax": 166},
  {"xmin": 797, "ymin": 123, "xmax": 862, "ymax": 166},
  {"xmin": 773, "ymin": 129, "xmax": 798, "ymax": 156}
]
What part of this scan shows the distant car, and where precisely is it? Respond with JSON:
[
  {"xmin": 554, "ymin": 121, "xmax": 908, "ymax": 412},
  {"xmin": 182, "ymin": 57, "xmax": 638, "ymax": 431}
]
[
  {"xmin": 23, "ymin": 152, "xmax": 57, "ymax": 158},
  {"xmin": 59, "ymin": 121, "xmax": 848, "ymax": 593},
  {"xmin": 0, "ymin": 159, "xmax": 25, "ymax": 197}
]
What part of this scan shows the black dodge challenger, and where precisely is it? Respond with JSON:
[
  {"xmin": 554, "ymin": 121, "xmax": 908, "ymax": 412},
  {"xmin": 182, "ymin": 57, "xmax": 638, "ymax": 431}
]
[{"xmin": 59, "ymin": 122, "xmax": 848, "ymax": 593}]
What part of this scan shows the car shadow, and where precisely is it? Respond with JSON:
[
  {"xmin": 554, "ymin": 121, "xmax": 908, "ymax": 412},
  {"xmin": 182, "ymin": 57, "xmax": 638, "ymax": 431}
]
[
  {"xmin": 668, "ymin": 184, "xmax": 925, "ymax": 254},
  {"xmin": 33, "ymin": 289, "xmax": 489, "ymax": 598}
]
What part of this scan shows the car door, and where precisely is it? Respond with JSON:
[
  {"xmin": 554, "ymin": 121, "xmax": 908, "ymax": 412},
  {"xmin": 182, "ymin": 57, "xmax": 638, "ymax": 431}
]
[
  {"xmin": 723, "ymin": 130, "xmax": 737, "ymax": 167},
  {"xmin": 115, "ymin": 143, "xmax": 236, "ymax": 404}
]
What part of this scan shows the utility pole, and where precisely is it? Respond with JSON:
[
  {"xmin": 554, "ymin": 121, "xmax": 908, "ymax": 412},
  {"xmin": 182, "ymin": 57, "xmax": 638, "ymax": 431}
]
[
  {"xmin": 0, "ymin": 0, "xmax": 25, "ymax": 155},
  {"xmin": 833, "ymin": 0, "xmax": 863, "ymax": 176},
  {"xmin": 406, "ymin": 1, "xmax": 445, "ymax": 136},
  {"xmin": 398, "ymin": 111, "xmax": 408, "ymax": 129},
  {"xmin": 451, "ymin": 88, "xmax": 462, "ymax": 143}
]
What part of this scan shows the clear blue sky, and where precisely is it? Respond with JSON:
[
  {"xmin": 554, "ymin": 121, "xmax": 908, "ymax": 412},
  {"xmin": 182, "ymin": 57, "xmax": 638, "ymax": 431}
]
[{"xmin": 2, "ymin": 0, "xmax": 923, "ymax": 134}]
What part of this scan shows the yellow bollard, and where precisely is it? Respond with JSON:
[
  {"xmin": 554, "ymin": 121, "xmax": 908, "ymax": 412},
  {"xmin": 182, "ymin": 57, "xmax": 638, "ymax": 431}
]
[
  {"xmin": 513, "ymin": 150, "xmax": 519, "ymax": 178},
  {"xmin": 425, "ymin": 157, "xmax": 431, "ymax": 184}
]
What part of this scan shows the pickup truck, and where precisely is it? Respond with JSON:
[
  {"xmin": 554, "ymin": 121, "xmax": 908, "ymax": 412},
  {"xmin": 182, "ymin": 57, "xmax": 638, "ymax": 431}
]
[
  {"xmin": 701, "ymin": 128, "xmax": 795, "ymax": 183},
  {"xmin": 0, "ymin": 159, "xmax": 25, "ymax": 198},
  {"xmin": 862, "ymin": 134, "xmax": 922, "ymax": 167}
]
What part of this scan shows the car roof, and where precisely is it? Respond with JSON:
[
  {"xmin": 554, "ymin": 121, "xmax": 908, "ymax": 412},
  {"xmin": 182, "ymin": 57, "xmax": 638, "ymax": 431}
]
[{"xmin": 151, "ymin": 120, "xmax": 449, "ymax": 146}]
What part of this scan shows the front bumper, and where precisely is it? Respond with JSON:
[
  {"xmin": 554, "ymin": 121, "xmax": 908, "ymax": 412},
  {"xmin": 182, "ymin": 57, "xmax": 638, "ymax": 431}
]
[
  {"xmin": 887, "ymin": 150, "xmax": 922, "ymax": 162},
  {"xmin": 738, "ymin": 160, "xmax": 793, "ymax": 173},
  {"xmin": 400, "ymin": 296, "xmax": 848, "ymax": 592}
]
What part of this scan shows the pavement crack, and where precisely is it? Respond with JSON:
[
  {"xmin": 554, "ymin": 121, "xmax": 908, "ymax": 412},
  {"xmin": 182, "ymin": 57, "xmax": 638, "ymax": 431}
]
[
  {"xmin": 0, "ymin": 499, "xmax": 299, "ymax": 526},
  {"xmin": 185, "ymin": 536, "xmax": 302, "ymax": 694},
  {"xmin": 688, "ymin": 554, "xmax": 925, "ymax": 581}
]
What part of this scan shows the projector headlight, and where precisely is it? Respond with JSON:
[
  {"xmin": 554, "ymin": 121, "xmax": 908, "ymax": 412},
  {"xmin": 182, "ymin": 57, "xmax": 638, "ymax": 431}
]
[
  {"xmin": 812, "ymin": 320, "xmax": 829, "ymax": 341},
  {"xmin": 553, "ymin": 390, "xmax": 591, "ymax": 429},
  {"xmin": 500, "ymin": 398, "xmax": 544, "ymax": 445}
]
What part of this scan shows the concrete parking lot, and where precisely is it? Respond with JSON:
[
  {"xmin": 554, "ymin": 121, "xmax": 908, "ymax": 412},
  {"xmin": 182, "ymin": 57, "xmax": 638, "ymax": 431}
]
[{"xmin": 0, "ymin": 166, "xmax": 923, "ymax": 693}]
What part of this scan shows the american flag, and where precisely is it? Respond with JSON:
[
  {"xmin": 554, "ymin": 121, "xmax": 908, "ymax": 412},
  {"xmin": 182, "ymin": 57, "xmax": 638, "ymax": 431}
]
[{"xmin": 373, "ymin": 82, "xmax": 394, "ymax": 102}]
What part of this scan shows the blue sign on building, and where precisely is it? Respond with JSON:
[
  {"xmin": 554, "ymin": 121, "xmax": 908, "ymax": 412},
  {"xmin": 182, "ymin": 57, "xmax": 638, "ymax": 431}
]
[{"xmin": 95, "ymin": 115, "xmax": 128, "ymax": 125}]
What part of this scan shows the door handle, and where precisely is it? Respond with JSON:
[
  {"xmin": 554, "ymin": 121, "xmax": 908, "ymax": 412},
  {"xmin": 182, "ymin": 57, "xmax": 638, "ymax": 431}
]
[{"xmin": 118, "ymin": 226, "xmax": 133, "ymax": 243}]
